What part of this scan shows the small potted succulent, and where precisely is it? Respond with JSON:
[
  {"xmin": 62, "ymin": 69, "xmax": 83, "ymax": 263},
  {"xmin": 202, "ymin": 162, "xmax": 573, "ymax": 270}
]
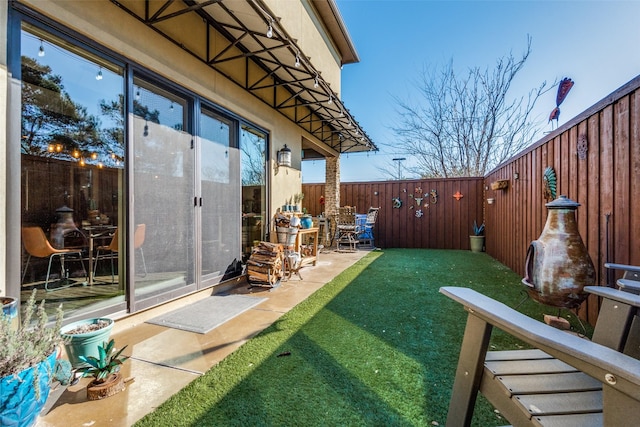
[
  {"xmin": 77, "ymin": 338, "xmax": 129, "ymax": 400},
  {"xmin": 470, "ymin": 220, "xmax": 485, "ymax": 252},
  {"xmin": 1, "ymin": 290, "xmax": 65, "ymax": 427}
]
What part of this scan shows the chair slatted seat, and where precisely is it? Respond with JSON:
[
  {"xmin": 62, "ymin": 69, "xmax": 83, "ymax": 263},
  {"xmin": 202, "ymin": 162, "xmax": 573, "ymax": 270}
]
[{"xmin": 441, "ymin": 286, "xmax": 640, "ymax": 426}]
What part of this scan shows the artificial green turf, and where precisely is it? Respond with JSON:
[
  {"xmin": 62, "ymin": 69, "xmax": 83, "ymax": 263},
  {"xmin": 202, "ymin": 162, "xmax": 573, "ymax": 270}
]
[{"xmin": 135, "ymin": 249, "xmax": 592, "ymax": 427}]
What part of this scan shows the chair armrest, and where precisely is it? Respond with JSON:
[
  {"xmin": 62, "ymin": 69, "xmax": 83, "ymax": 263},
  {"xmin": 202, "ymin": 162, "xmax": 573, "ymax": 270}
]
[
  {"xmin": 605, "ymin": 262, "xmax": 640, "ymax": 274},
  {"xmin": 440, "ymin": 286, "xmax": 640, "ymax": 402},
  {"xmin": 585, "ymin": 285, "xmax": 640, "ymax": 308}
]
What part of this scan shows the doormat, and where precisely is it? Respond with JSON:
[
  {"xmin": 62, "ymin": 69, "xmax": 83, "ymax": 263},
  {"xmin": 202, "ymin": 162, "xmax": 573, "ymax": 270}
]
[{"xmin": 146, "ymin": 294, "xmax": 267, "ymax": 334}]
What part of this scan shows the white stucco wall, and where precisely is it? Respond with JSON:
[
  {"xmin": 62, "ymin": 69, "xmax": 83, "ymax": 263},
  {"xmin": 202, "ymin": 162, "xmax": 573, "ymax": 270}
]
[{"xmin": 265, "ymin": 0, "xmax": 342, "ymax": 94}]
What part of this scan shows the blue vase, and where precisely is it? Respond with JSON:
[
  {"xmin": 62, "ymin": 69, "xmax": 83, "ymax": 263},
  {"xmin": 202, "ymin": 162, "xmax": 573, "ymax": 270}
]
[
  {"xmin": 300, "ymin": 216, "xmax": 313, "ymax": 229},
  {"xmin": 0, "ymin": 351, "xmax": 57, "ymax": 427}
]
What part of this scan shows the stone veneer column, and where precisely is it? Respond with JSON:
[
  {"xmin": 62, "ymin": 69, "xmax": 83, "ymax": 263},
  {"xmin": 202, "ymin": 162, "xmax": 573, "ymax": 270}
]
[
  {"xmin": 324, "ymin": 156, "xmax": 340, "ymax": 218},
  {"xmin": 325, "ymin": 156, "xmax": 340, "ymax": 247}
]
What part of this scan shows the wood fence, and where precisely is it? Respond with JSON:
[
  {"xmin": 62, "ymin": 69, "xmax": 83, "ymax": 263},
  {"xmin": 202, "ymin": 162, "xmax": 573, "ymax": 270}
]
[
  {"xmin": 303, "ymin": 74, "xmax": 640, "ymax": 325},
  {"xmin": 303, "ymin": 178, "xmax": 484, "ymax": 250},
  {"xmin": 485, "ymin": 75, "xmax": 640, "ymax": 323}
]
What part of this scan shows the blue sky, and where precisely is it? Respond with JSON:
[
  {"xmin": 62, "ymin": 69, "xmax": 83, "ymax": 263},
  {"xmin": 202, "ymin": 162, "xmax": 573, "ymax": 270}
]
[{"xmin": 302, "ymin": 0, "xmax": 640, "ymax": 182}]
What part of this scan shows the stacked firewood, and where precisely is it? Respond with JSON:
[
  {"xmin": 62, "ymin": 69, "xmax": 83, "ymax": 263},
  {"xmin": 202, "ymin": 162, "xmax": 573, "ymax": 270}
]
[{"xmin": 247, "ymin": 241, "xmax": 284, "ymax": 287}]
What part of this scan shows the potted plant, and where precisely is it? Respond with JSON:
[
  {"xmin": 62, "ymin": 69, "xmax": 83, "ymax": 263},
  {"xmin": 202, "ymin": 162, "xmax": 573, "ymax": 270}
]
[
  {"xmin": 1, "ymin": 290, "xmax": 65, "ymax": 427},
  {"xmin": 60, "ymin": 318, "xmax": 114, "ymax": 369},
  {"xmin": 77, "ymin": 338, "xmax": 129, "ymax": 400},
  {"xmin": 470, "ymin": 220, "xmax": 485, "ymax": 252}
]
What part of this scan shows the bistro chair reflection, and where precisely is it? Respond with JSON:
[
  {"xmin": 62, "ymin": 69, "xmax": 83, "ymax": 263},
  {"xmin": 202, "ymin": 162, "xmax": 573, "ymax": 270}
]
[
  {"xmin": 21, "ymin": 226, "xmax": 88, "ymax": 291},
  {"xmin": 93, "ymin": 224, "xmax": 147, "ymax": 283}
]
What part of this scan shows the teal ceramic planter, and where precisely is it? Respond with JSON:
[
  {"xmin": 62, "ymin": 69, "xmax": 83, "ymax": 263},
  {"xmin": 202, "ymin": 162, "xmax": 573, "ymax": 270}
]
[
  {"xmin": 60, "ymin": 318, "xmax": 114, "ymax": 368},
  {"xmin": 0, "ymin": 350, "xmax": 57, "ymax": 427},
  {"xmin": 300, "ymin": 216, "xmax": 313, "ymax": 229}
]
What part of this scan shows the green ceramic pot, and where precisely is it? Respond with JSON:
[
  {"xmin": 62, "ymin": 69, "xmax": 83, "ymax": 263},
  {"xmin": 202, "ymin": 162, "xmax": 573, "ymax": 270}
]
[{"xmin": 60, "ymin": 318, "xmax": 114, "ymax": 369}]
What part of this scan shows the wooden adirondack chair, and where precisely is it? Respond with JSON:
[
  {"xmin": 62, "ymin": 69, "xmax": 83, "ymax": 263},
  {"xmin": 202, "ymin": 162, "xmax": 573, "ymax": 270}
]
[
  {"xmin": 441, "ymin": 285, "xmax": 640, "ymax": 426},
  {"xmin": 605, "ymin": 262, "xmax": 640, "ymax": 294}
]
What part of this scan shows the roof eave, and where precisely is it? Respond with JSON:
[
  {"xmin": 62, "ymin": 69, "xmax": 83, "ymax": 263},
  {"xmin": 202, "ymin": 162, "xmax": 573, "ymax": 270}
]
[{"xmin": 311, "ymin": 0, "xmax": 360, "ymax": 65}]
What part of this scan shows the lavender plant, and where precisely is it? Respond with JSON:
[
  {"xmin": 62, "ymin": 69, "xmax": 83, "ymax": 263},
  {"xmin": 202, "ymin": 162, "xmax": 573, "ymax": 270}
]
[{"xmin": 0, "ymin": 290, "xmax": 65, "ymax": 378}]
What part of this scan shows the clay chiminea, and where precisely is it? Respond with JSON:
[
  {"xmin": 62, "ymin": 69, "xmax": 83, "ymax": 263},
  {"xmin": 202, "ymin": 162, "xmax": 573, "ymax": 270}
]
[{"xmin": 522, "ymin": 195, "xmax": 595, "ymax": 309}]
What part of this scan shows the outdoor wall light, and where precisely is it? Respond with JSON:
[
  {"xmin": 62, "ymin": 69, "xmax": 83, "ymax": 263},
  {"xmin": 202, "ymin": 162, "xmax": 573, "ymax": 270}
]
[{"xmin": 277, "ymin": 145, "xmax": 292, "ymax": 168}]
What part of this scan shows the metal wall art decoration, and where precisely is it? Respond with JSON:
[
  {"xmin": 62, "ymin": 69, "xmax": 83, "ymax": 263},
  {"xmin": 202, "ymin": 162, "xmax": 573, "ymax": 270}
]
[
  {"xmin": 415, "ymin": 209, "xmax": 423, "ymax": 218},
  {"xmin": 430, "ymin": 189, "xmax": 438, "ymax": 204},
  {"xmin": 453, "ymin": 191, "xmax": 463, "ymax": 201},
  {"xmin": 548, "ymin": 77, "xmax": 574, "ymax": 128},
  {"xmin": 577, "ymin": 134, "xmax": 588, "ymax": 160},
  {"xmin": 392, "ymin": 197, "xmax": 402, "ymax": 209},
  {"xmin": 543, "ymin": 166, "xmax": 557, "ymax": 201}
]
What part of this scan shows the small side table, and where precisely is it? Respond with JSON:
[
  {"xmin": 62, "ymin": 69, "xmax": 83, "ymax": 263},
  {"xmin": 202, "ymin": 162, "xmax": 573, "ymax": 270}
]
[{"xmin": 295, "ymin": 227, "xmax": 319, "ymax": 267}]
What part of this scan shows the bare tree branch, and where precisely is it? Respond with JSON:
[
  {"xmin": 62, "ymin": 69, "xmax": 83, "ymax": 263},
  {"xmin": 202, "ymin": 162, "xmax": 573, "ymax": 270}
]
[{"xmin": 392, "ymin": 36, "xmax": 553, "ymax": 178}]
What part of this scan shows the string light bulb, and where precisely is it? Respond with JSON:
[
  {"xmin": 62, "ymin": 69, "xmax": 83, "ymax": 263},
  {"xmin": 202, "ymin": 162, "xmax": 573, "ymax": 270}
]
[
  {"xmin": 314, "ymin": 74, "xmax": 319, "ymax": 88},
  {"xmin": 266, "ymin": 22, "xmax": 273, "ymax": 38},
  {"xmin": 96, "ymin": 67, "xmax": 103, "ymax": 80},
  {"xmin": 327, "ymin": 95, "xmax": 333, "ymax": 105},
  {"xmin": 295, "ymin": 53, "xmax": 301, "ymax": 67},
  {"xmin": 38, "ymin": 40, "xmax": 45, "ymax": 57}
]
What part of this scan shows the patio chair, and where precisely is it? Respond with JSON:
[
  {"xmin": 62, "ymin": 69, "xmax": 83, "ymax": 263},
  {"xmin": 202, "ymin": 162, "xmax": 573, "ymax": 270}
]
[
  {"xmin": 357, "ymin": 207, "xmax": 380, "ymax": 248},
  {"xmin": 21, "ymin": 226, "xmax": 87, "ymax": 291},
  {"xmin": 605, "ymin": 262, "xmax": 640, "ymax": 294},
  {"xmin": 441, "ymin": 285, "xmax": 640, "ymax": 426},
  {"xmin": 134, "ymin": 224, "xmax": 147, "ymax": 277},
  {"xmin": 93, "ymin": 224, "xmax": 147, "ymax": 283},
  {"xmin": 93, "ymin": 228, "xmax": 119, "ymax": 283},
  {"xmin": 335, "ymin": 206, "xmax": 360, "ymax": 252}
]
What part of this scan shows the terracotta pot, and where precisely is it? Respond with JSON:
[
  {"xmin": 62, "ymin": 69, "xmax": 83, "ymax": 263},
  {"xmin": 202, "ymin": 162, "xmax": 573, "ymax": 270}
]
[{"xmin": 523, "ymin": 195, "xmax": 595, "ymax": 308}]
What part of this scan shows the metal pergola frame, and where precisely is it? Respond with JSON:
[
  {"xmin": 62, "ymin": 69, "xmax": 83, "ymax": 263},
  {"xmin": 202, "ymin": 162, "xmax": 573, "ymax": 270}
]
[{"xmin": 110, "ymin": 0, "xmax": 377, "ymax": 157}]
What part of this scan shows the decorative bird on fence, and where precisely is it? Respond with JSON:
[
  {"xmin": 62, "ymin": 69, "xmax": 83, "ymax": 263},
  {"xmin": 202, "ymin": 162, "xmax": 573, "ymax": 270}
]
[{"xmin": 549, "ymin": 77, "xmax": 574, "ymax": 127}]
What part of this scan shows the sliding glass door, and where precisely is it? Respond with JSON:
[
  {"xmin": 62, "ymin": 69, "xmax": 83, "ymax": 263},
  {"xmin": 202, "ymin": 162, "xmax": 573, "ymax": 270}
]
[
  {"xmin": 19, "ymin": 23, "xmax": 126, "ymax": 317},
  {"xmin": 241, "ymin": 125, "xmax": 267, "ymax": 260},
  {"xmin": 200, "ymin": 108, "xmax": 241, "ymax": 282},
  {"xmin": 132, "ymin": 77, "xmax": 195, "ymax": 301}
]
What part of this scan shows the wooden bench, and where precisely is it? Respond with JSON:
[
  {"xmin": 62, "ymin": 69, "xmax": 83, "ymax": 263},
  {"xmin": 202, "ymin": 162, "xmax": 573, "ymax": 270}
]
[{"xmin": 440, "ymin": 286, "xmax": 640, "ymax": 426}]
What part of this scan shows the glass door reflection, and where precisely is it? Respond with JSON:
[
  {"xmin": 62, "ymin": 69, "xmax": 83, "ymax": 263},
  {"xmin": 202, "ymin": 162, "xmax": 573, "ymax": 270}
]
[{"xmin": 132, "ymin": 78, "xmax": 195, "ymax": 300}]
